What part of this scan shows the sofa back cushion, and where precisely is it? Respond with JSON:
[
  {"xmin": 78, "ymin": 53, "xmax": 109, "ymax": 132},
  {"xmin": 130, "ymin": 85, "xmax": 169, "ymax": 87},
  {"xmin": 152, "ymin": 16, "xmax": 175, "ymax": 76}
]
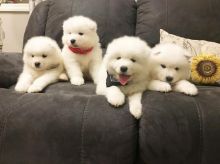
[
  {"xmin": 24, "ymin": 0, "xmax": 137, "ymax": 49},
  {"xmin": 136, "ymin": 0, "xmax": 220, "ymax": 47}
]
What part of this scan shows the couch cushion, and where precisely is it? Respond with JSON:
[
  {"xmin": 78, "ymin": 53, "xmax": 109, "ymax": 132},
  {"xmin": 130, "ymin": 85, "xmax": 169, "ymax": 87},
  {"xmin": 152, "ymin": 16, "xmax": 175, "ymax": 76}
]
[
  {"xmin": 0, "ymin": 87, "xmax": 138, "ymax": 164},
  {"xmin": 24, "ymin": 0, "xmax": 137, "ymax": 49},
  {"xmin": 139, "ymin": 86, "xmax": 220, "ymax": 164},
  {"xmin": 136, "ymin": 0, "xmax": 220, "ymax": 47}
]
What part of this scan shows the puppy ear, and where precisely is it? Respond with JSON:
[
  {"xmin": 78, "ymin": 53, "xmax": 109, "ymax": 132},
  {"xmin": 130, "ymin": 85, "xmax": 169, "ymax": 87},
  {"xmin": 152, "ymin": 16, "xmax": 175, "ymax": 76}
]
[
  {"xmin": 152, "ymin": 50, "xmax": 161, "ymax": 56},
  {"xmin": 89, "ymin": 22, "xmax": 97, "ymax": 32},
  {"xmin": 151, "ymin": 44, "xmax": 161, "ymax": 56}
]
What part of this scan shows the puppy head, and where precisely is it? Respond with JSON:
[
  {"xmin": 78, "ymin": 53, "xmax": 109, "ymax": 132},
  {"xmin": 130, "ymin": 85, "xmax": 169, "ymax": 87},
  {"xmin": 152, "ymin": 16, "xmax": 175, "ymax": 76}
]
[
  {"xmin": 23, "ymin": 36, "xmax": 61, "ymax": 71},
  {"xmin": 104, "ymin": 36, "xmax": 151, "ymax": 85},
  {"xmin": 62, "ymin": 16, "xmax": 99, "ymax": 49},
  {"xmin": 150, "ymin": 43, "xmax": 190, "ymax": 83}
]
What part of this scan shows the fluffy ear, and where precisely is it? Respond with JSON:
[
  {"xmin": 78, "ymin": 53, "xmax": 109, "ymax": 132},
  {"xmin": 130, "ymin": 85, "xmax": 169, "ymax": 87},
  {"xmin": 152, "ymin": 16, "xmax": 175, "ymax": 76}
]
[
  {"xmin": 89, "ymin": 22, "xmax": 97, "ymax": 32},
  {"xmin": 151, "ymin": 44, "xmax": 161, "ymax": 56},
  {"xmin": 151, "ymin": 50, "xmax": 161, "ymax": 56}
]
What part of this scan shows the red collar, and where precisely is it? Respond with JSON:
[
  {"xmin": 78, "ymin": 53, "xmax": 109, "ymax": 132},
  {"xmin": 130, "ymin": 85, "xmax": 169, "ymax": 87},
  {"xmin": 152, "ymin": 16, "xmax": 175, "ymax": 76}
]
[{"xmin": 68, "ymin": 46, "xmax": 93, "ymax": 55}]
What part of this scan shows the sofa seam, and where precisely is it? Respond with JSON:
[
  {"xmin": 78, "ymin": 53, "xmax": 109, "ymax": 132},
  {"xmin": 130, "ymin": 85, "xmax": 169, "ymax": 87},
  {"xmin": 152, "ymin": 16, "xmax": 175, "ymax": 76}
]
[
  {"xmin": 192, "ymin": 97, "xmax": 203, "ymax": 164},
  {"xmin": 80, "ymin": 97, "xmax": 91, "ymax": 164}
]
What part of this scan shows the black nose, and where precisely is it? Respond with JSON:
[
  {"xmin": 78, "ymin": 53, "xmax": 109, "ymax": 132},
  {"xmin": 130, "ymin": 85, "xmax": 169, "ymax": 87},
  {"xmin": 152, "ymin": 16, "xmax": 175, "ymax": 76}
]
[
  {"xmin": 166, "ymin": 76, "xmax": 173, "ymax": 82},
  {"xmin": 35, "ymin": 62, "xmax": 40, "ymax": 68},
  {"xmin": 120, "ymin": 66, "xmax": 128, "ymax": 73},
  {"xmin": 70, "ymin": 39, "xmax": 76, "ymax": 44}
]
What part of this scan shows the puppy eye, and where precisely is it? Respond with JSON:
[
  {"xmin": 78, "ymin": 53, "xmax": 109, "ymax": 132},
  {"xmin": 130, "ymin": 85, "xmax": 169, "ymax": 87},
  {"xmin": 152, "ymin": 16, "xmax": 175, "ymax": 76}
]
[
  {"xmin": 31, "ymin": 55, "xmax": 34, "ymax": 58},
  {"xmin": 42, "ymin": 54, "xmax": 47, "ymax": 58},
  {"xmin": 175, "ymin": 67, "xmax": 179, "ymax": 71},
  {"xmin": 78, "ymin": 32, "xmax": 84, "ymax": 36},
  {"xmin": 161, "ymin": 64, "xmax": 166, "ymax": 68},
  {"xmin": 117, "ymin": 57, "xmax": 121, "ymax": 60},
  {"xmin": 131, "ymin": 58, "xmax": 136, "ymax": 63}
]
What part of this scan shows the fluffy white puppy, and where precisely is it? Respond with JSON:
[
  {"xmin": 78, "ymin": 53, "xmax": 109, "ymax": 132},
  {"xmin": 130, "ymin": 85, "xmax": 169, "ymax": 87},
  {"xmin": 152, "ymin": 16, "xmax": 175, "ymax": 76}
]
[
  {"xmin": 15, "ymin": 36, "xmax": 64, "ymax": 93},
  {"xmin": 96, "ymin": 36, "xmax": 151, "ymax": 119},
  {"xmin": 62, "ymin": 16, "xmax": 102, "ymax": 85},
  {"xmin": 148, "ymin": 43, "xmax": 198, "ymax": 95}
]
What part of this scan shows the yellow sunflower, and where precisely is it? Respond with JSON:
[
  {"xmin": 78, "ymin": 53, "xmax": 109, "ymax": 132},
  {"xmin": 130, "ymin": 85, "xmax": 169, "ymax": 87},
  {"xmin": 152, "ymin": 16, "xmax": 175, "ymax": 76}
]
[{"xmin": 191, "ymin": 54, "xmax": 220, "ymax": 84}]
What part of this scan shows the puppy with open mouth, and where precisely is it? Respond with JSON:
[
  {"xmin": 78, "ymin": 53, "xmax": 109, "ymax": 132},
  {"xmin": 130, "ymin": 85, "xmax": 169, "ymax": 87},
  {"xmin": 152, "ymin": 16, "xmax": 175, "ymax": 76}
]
[
  {"xmin": 61, "ymin": 16, "xmax": 102, "ymax": 85},
  {"xmin": 96, "ymin": 36, "xmax": 151, "ymax": 119},
  {"xmin": 148, "ymin": 43, "xmax": 198, "ymax": 96},
  {"xmin": 15, "ymin": 36, "xmax": 64, "ymax": 93}
]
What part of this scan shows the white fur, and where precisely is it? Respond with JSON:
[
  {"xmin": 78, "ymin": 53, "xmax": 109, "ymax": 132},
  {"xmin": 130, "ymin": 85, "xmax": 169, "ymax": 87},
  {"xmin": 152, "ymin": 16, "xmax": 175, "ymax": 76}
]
[
  {"xmin": 96, "ymin": 36, "xmax": 151, "ymax": 119},
  {"xmin": 148, "ymin": 43, "xmax": 198, "ymax": 96},
  {"xmin": 61, "ymin": 16, "xmax": 102, "ymax": 85},
  {"xmin": 15, "ymin": 36, "xmax": 64, "ymax": 93}
]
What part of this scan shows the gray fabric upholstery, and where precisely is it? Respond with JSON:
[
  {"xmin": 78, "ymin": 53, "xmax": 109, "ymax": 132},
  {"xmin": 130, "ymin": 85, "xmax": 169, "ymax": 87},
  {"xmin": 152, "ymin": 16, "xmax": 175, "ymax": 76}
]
[
  {"xmin": 0, "ymin": 87, "xmax": 137, "ymax": 164},
  {"xmin": 136, "ymin": 0, "xmax": 220, "ymax": 47},
  {"xmin": 139, "ymin": 86, "xmax": 220, "ymax": 164},
  {"xmin": 0, "ymin": 53, "xmax": 23, "ymax": 88}
]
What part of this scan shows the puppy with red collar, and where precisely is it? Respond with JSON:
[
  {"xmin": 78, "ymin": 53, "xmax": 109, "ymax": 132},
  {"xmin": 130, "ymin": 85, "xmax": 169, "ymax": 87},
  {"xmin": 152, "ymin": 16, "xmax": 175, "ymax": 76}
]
[{"xmin": 62, "ymin": 16, "xmax": 102, "ymax": 85}]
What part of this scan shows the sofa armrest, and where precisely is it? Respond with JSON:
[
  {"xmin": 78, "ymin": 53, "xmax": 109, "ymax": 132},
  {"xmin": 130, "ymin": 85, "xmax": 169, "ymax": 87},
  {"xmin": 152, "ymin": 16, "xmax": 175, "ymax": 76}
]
[{"xmin": 0, "ymin": 53, "xmax": 23, "ymax": 88}]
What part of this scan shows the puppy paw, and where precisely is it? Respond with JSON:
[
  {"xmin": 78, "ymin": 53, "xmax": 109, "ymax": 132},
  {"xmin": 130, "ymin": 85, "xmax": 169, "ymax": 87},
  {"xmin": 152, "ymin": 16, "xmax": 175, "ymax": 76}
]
[
  {"xmin": 157, "ymin": 83, "xmax": 172, "ymax": 93},
  {"xmin": 71, "ymin": 77, "xmax": 84, "ymax": 86},
  {"xmin": 27, "ymin": 85, "xmax": 43, "ymax": 93},
  {"xmin": 129, "ymin": 103, "xmax": 142, "ymax": 119},
  {"xmin": 15, "ymin": 85, "xmax": 28, "ymax": 93},
  {"xmin": 174, "ymin": 80, "xmax": 198, "ymax": 96},
  {"xmin": 106, "ymin": 89, "xmax": 125, "ymax": 107},
  {"xmin": 182, "ymin": 84, "xmax": 198, "ymax": 96},
  {"xmin": 149, "ymin": 80, "xmax": 171, "ymax": 92}
]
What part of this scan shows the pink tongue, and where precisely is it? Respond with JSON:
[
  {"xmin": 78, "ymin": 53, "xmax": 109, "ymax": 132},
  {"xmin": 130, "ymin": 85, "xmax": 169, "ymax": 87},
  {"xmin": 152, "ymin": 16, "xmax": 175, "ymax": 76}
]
[{"xmin": 119, "ymin": 75, "xmax": 130, "ymax": 85}]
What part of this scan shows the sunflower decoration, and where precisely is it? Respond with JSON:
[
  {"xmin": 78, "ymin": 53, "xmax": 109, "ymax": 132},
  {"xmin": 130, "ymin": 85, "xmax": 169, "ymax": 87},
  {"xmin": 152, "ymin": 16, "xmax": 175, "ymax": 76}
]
[{"xmin": 191, "ymin": 54, "xmax": 220, "ymax": 84}]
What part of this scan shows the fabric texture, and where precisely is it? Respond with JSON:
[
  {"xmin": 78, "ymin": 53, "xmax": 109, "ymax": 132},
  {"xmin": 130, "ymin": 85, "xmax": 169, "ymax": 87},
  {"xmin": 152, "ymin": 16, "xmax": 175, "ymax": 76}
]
[
  {"xmin": 139, "ymin": 86, "xmax": 220, "ymax": 164},
  {"xmin": 136, "ymin": 0, "xmax": 220, "ymax": 47},
  {"xmin": 0, "ymin": 53, "xmax": 23, "ymax": 88},
  {"xmin": 160, "ymin": 29, "xmax": 220, "ymax": 57},
  {"xmin": 0, "ymin": 87, "xmax": 138, "ymax": 164}
]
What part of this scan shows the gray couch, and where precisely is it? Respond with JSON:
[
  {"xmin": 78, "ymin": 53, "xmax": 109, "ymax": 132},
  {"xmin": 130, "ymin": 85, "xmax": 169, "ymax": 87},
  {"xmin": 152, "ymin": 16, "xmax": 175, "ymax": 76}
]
[{"xmin": 0, "ymin": 0, "xmax": 220, "ymax": 164}]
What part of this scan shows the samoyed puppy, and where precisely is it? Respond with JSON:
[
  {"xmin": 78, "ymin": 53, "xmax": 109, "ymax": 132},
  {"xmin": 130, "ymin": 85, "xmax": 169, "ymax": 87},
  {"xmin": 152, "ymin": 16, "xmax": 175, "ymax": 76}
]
[
  {"xmin": 96, "ymin": 36, "xmax": 151, "ymax": 119},
  {"xmin": 62, "ymin": 16, "xmax": 102, "ymax": 85},
  {"xmin": 148, "ymin": 43, "xmax": 198, "ymax": 95},
  {"xmin": 15, "ymin": 36, "xmax": 64, "ymax": 93}
]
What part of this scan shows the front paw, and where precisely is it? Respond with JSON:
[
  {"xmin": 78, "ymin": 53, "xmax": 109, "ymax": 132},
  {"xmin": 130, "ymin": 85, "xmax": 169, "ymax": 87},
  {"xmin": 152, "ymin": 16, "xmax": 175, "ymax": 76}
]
[
  {"xmin": 155, "ymin": 82, "xmax": 171, "ymax": 92},
  {"xmin": 129, "ymin": 103, "xmax": 142, "ymax": 119},
  {"xmin": 27, "ymin": 85, "xmax": 43, "ymax": 93},
  {"xmin": 174, "ymin": 80, "xmax": 198, "ymax": 96},
  {"xmin": 182, "ymin": 84, "xmax": 198, "ymax": 96},
  {"xmin": 70, "ymin": 77, "xmax": 84, "ymax": 86},
  {"xmin": 106, "ymin": 90, "xmax": 125, "ymax": 107},
  {"xmin": 15, "ymin": 84, "xmax": 29, "ymax": 93}
]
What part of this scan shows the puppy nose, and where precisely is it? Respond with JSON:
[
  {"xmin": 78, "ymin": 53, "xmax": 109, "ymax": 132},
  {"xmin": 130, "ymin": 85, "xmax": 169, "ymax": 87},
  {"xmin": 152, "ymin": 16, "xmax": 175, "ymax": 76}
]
[
  {"xmin": 166, "ymin": 76, "xmax": 173, "ymax": 82},
  {"xmin": 120, "ymin": 66, "xmax": 128, "ymax": 73},
  {"xmin": 70, "ymin": 39, "xmax": 76, "ymax": 44},
  {"xmin": 35, "ymin": 62, "xmax": 41, "ymax": 68}
]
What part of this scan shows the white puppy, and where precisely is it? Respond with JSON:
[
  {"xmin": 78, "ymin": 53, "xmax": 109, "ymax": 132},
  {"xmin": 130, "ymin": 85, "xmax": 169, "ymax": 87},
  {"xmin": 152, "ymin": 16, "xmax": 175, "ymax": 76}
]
[
  {"xmin": 62, "ymin": 16, "xmax": 102, "ymax": 85},
  {"xmin": 148, "ymin": 43, "xmax": 198, "ymax": 95},
  {"xmin": 96, "ymin": 36, "xmax": 151, "ymax": 119},
  {"xmin": 15, "ymin": 36, "xmax": 64, "ymax": 93}
]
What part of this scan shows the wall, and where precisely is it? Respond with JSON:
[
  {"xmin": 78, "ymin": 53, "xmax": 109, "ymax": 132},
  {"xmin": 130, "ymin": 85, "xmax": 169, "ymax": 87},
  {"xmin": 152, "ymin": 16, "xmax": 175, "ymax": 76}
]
[{"xmin": 0, "ymin": 4, "xmax": 29, "ymax": 53}]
